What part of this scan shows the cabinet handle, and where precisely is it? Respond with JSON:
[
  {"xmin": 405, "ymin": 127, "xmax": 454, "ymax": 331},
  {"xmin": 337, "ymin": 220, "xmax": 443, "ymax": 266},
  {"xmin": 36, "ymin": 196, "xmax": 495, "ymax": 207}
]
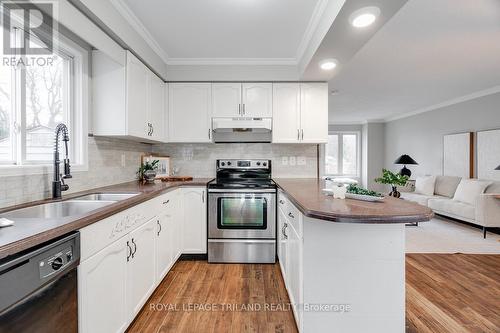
[
  {"xmin": 238, "ymin": 104, "xmax": 241, "ymax": 115},
  {"xmin": 279, "ymin": 199, "xmax": 285, "ymax": 204},
  {"xmin": 288, "ymin": 212, "xmax": 295, "ymax": 219},
  {"xmin": 163, "ymin": 199, "xmax": 170, "ymax": 205},
  {"xmin": 126, "ymin": 241, "xmax": 132, "ymax": 262},
  {"xmin": 131, "ymin": 238, "xmax": 137, "ymax": 258},
  {"xmin": 297, "ymin": 129, "xmax": 300, "ymax": 140},
  {"xmin": 282, "ymin": 223, "xmax": 288, "ymax": 239},
  {"xmin": 208, "ymin": 129, "xmax": 211, "ymax": 140},
  {"xmin": 202, "ymin": 191, "xmax": 205, "ymax": 203},
  {"xmin": 301, "ymin": 129, "xmax": 304, "ymax": 140},
  {"xmin": 157, "ymin": 220, "xmax": 161, "ymax": 236},
  {"xmin": 242, "ymin": 103, "xmax": 245, "ymax": 115}
]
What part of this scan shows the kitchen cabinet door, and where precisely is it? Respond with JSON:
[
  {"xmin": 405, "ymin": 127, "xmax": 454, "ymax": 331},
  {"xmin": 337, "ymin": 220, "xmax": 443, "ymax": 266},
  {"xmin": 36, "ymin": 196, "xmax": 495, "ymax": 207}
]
[
  {"xmin": 126, "ymin": 52, "xmax": 149, "ymax": 138},
  {"xmin": 155, "ymin": 212, "xmax": 174, "ymax": 282},
  {"xmin": 149, "ymin": 73, "xmax": 165, "ymax": 142},
  {"xmin": 172, "ymin": 190, "xmax": 184, "ymax": 259},
  {"xmin": 182, "ymin": 188, "xmax": 207, "ymax": 254},
  {"xmin": 78, "ymin": 237, "xmax": 129, "ymax": 333},
  {"xmin": 242, "ymin": 83, "xmax": 272, "ymax": 117},
  {"xmin": 287, "ymin": 222, "xmax": 303, "ymax": 329},
  {"xmin": 278, "ymin": 208, "xmax": 289, "ymax": 283},
  {"xmin": 272, "ymin": 83, "xmax": 301, "ymax": 143},
  {"xmin": 299, "ymin": 83, "xmax": 328, "ymax": 143},
  {"xmin": 168, "ymin": 83, "xmax": 212, "ymax": 142},
  {"xmin": 127, "ymin": 218, "xmax": 156, "ymax": 318},
  {"xmin": 212, "ymin": 83, "xmax": 242, "ymax": 117}
]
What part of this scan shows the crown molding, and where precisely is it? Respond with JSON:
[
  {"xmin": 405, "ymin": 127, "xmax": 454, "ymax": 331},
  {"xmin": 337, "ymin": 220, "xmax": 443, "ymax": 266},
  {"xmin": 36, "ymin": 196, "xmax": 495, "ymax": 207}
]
[
  {"xmin": 166, "ymin": 58, "xmax": 298, "ymax": 66},
  {"xmin": 295, "ymin": 0, "xmax": 329, "ymax": 64},
  {"xmin": 110, "ymin": 0, "xmax": 169, "ymax": 63},
  {"xmin": 384, "ymin": 85, "xmax": 500, "ymax": 122}
]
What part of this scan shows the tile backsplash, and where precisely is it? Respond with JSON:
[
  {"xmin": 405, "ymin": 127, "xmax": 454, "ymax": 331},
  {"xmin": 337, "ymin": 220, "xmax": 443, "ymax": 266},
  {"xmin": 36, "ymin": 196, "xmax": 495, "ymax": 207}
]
[
  {"xmin": 0, "ymin": 136, "xmax": 152, "ymax": 208},
  {"xmin": 152, "ymin": 143, "xmax": 318, "ymax": 178},
  {"xmin": 0, "ymin": 140, "xmax": 318, "ymax": 209}
]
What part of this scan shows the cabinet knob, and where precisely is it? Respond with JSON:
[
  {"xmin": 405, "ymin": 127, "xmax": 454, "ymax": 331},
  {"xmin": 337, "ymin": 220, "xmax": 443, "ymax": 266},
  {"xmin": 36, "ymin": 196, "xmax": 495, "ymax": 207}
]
[
  {"xmin": 279, "ymin": 199, "xmax": 285, "ymax": 204},
  {"xmin": 288, "ymin": 212, "xmax": 295, "ymax": 219}
]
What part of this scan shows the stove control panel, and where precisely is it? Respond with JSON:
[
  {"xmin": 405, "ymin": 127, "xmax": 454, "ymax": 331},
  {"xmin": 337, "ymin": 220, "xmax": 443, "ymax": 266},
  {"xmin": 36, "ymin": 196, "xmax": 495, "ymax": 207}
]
[{"xmin": 217, "ymin": 159, "xmax": 270, "ymax": 169}]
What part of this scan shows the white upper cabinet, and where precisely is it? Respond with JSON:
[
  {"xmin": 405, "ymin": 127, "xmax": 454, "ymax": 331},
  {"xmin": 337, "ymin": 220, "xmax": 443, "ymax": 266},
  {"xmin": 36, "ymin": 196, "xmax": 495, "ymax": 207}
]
[
  {"xmin": 212, "ymin": 83, "xmax": 272, "ymax": 118},
  {"xmin": 242, "ymin": 83, "xmax": 272, "ymax": 117},
  {"xmin": 272, "ymin": 83, "xmax": 301, "ymax": 143},
  {"xmin": 212, "ymin": 83, "xmax": 242, "ymax": 117},
  {"xmin": 168, "ymin": 83, "xmax": 212, "ymax": 142},
  {"xmin": 272, "ymin": 82, "xmax": 328, "ymax": 143},
  {"xmin": 149, "ymin": 74, "xmax": 165, "ymax": 141},
  {"xmin": 300, "ymin": 83, "xmax": 328, "ymax": 143},
  {"xmin": 92, "ymin": 50, "xmax": 166, "ymax": 143}
]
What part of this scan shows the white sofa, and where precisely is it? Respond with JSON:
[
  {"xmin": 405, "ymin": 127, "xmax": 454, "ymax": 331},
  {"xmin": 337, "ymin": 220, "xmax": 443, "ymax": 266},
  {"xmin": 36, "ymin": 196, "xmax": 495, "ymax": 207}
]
[{"xmin": 401, "ymin": 176, "xmax": 500, "ymax": 238}]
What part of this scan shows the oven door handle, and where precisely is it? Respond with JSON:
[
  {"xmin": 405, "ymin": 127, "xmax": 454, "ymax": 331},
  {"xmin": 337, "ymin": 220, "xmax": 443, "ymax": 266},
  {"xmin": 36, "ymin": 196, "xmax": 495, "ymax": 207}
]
[
  {"xmin": 208, "ymin": 239, "xmax": 275, "ymax": 243},
  {"xmin": 208, "ymin": 188, "xmax": 276, "ymax": 193}
]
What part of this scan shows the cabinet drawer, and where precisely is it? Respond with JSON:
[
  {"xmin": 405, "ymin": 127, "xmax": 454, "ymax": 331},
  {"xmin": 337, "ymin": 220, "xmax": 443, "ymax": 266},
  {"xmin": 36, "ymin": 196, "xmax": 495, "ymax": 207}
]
[
  {"xmin": 80, "ymin": 199, "xmax": 158, "ymax": 261},
  {"xmin": 153, "ymin": 190, "xmax": 177, "ymax": 212}
]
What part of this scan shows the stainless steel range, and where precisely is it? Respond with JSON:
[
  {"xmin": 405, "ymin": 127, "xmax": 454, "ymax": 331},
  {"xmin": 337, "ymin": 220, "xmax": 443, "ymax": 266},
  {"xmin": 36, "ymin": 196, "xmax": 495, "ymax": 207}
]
[{"xmin": 208, "ymin": 159, "xmax": 276, "ymax": 263}]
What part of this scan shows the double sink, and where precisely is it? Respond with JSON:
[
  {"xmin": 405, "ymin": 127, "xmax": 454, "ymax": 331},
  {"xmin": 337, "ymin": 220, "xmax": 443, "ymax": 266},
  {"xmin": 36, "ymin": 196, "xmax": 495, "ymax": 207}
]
[{"xmin": 2, "ymin": 193, "xmax": 139, "ymax": 220}]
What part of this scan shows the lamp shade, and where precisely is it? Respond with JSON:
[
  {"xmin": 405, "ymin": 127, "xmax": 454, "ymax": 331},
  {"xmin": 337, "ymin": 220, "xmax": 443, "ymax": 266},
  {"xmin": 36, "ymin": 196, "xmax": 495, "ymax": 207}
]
[
  {"xmin": 394, "ymin": 154, "xmax": 418, "ymax": 165},
  {"xmin": 496, "ymin": 165, "xmax": 500, "ymax": 170}
]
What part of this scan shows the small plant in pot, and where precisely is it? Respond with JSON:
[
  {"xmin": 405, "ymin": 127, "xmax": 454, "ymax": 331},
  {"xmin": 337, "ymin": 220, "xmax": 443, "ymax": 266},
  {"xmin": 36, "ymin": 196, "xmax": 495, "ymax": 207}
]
[
  {"xmin": 374, "ymin": 169, "xmax": 409, "ymax": 198},
  {"xmin": 137, "ymin": 159, "xmax": 159, "ymax": 183}
]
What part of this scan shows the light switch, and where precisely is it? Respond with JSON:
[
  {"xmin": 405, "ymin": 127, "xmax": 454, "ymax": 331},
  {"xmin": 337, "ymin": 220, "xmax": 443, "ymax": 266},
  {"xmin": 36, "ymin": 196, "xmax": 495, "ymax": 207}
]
[
  {"xmin": 289, "ymin": 156, "xmax": 296, "ymax": 166},
  {"xmin": 281, "ymin": 156, "xmax": 288, "ymax": 165},
  {"xmin": 297, "ymin": 156, "xmax": 306, "ymax": 165}
]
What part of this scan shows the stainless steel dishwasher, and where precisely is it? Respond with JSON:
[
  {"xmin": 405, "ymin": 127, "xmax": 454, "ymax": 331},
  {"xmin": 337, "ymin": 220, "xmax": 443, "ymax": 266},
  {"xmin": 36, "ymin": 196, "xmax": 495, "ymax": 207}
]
[{"xmin": 0, "ymin": 232, "xmax": 80, "ymax": 332}]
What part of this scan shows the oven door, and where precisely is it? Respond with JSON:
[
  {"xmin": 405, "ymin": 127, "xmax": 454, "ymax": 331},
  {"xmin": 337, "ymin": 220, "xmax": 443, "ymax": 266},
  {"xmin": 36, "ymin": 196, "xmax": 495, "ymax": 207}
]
[{"xmin": 208, "ymin": 189, "xmax": 276, "ymax": 239}]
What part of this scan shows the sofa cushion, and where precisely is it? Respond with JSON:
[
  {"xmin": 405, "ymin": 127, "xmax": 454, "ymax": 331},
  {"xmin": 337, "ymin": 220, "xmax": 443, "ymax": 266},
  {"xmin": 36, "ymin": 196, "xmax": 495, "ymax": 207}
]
[
  {"xmin": 484, "ymin": 181, "xmax": 500, "ymax": 194},
  {"xmin": 453, "ymin": 179, "xmax": 492, "ymax": 205},
  {"xmin": 434, "ymin": 176, "xmax": 462, "ymax": 198},
  {"xmin": 400, "ymin": 192, "xmax": 437, "ymax": 206},
  {"xmin": 428, "ymin": 198, "xmax": 475, "ymax": 221},
  {"xmin": 414, "ymin": 176, "xmax": 436, "ymax": 196}
]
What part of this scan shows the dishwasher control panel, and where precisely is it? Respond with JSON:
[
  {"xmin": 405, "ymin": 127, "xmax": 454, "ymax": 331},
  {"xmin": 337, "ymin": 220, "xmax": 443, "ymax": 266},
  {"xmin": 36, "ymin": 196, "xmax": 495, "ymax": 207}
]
[{"xmin": 39, "ymin": 245, "xmax": 74, "ymax": 279}]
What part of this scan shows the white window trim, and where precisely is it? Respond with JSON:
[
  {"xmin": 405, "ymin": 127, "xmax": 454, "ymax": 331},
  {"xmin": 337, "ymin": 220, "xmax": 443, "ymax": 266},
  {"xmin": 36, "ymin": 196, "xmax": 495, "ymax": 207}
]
[
  {"xmin": 320, "ymin": 131, "xmax": 361, "ymax": 179},
  {"xmin": 0, "ymin": 24, "xmax": 89, "ymax": 176}
]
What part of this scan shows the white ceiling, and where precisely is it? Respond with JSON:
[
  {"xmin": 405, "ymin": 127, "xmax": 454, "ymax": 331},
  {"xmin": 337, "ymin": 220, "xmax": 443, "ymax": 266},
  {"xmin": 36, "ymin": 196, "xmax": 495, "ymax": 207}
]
[
  {"xmin": 119, "ymin": 0, "xmax": 322, "ymax": 64},
  {"xmin": 328, "ymin": 0, "xmax": 500, "ymax": 123}
]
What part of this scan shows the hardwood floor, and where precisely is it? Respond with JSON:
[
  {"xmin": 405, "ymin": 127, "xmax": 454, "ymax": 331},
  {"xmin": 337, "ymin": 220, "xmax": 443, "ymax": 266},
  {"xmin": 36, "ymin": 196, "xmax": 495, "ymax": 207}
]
[
  {"xmin": 128, "ymin": 255, "xmax": 499, "ymax": 333},
  {"xmin": 406, "ymin": 254, "xmax": 500, "ymax": 333},
  {"xmin": 127, "ymin": 260, "xmax": 298, "ymax": 333}
]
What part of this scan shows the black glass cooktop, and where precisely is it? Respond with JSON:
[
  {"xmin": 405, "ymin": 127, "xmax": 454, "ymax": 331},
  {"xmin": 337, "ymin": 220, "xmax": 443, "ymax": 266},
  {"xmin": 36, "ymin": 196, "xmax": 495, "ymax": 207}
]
[{"xmin": 208, "ymin": 178, "xmax": 276, "ymax": 189}]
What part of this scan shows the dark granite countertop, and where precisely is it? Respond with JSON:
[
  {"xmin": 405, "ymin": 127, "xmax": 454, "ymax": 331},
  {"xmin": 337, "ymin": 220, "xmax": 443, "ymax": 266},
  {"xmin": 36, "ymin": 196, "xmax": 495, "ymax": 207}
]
[{"xmin": 274, "ymin": 178, "xmax": 434, "ymax": 224}]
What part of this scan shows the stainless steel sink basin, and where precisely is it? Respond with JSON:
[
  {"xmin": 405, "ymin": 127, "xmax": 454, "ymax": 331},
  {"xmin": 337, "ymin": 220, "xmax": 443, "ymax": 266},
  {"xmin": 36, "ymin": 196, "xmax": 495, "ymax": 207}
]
[
  {"xmin": 72, "ymin": 193, "xmax": 139, "ymax": 201},
  {"xmin": 1, "ymin": 200, "xmax": 115, "ymax": 219}
]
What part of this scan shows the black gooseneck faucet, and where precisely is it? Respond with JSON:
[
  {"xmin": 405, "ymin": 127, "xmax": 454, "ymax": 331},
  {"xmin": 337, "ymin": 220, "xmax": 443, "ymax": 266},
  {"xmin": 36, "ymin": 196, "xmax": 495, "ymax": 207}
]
[{"xmin": 52, "ymin": 123, "xmax": 72, "ymax": 199}]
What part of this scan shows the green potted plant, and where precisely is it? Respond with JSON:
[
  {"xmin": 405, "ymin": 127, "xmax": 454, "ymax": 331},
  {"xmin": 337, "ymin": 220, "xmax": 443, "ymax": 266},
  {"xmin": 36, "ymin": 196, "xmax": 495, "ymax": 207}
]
[
  {"xmin": 374, "ymin": 169, "xmax": 409, "ymax": 198},
  {"xmin": 137, "ymin": 159, "xmax": 159, "ymax": 183}
]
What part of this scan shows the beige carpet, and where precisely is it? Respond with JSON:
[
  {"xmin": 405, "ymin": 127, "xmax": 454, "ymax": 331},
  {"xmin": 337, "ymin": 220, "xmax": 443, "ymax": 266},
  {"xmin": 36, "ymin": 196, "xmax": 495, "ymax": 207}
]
[{"xmin": 406, "ymin": 216, "xmax": 500, "ymax": 254}]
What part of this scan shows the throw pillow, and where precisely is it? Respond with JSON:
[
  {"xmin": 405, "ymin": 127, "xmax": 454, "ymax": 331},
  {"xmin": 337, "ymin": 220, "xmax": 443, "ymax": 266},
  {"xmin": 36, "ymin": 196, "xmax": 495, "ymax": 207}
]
[
  {"xmin": 453, "ymin": 179, "xmax": 492, "ymax": 205},
  {"xmin": 414, "ymin": 176, "xmax": 436, "ymax": 196}
]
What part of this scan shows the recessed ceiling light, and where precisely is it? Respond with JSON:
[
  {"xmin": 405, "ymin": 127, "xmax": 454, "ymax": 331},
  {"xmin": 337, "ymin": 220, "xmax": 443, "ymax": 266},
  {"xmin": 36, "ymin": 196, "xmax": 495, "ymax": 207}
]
[
  {"xmin": 319, "ymin": 59, "xmax": 337, "ymax": 71},
  {"xmin": 349, "ymin": 7, "xmax": 380, "ymax": 28}
]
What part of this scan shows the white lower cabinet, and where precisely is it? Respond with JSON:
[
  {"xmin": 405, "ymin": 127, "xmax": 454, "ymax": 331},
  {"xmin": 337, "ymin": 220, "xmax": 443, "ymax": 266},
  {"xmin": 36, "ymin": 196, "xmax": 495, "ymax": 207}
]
[
  {"xmin": 182, "ymin": 188, "xmax": 207, "ymax": 254},
  {"xmin": 277, "ymin": 191, "xmax": 303, "ymax": 332},
  {"xmin": 79, "ymin": 237, "xmax": 129, "ymax": 333},
  {"xmin": 127, "ymin": 219, "xmax": 156, "ymax": 318},
  {"xmin": 78, "ymin": 187, "xmax": 207, "ymax": 333}
]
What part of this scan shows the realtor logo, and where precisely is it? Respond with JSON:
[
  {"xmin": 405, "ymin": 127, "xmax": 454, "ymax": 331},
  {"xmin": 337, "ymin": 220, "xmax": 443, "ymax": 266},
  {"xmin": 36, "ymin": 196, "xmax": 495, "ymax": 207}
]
[{"xmin": 1, "ymin": 1, "xmax": 54, "ymax": 55}]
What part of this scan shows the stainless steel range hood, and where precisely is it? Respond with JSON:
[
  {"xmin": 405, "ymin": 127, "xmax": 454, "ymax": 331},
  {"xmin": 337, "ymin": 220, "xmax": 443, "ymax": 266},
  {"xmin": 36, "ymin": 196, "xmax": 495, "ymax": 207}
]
[{"xmin": 212, "ymin": 118, "xmax": 272, "ymax": 143}]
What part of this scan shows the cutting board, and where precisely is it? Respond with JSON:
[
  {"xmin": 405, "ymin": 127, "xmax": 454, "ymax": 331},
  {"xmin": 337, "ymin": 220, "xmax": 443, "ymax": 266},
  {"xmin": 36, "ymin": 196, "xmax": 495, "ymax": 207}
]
[{"xmin": 157, "ymin": 176, "xmax": 193, "ymax": 182}]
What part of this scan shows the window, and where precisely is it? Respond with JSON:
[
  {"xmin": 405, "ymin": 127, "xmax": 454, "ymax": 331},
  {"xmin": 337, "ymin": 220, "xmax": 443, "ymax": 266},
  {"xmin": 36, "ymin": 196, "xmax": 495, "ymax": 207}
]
[
  {"xmin": 324, "ymin": 132, "xmax": 360, "ymax": 177},
  {"xmin": 0, "ymin": 21, "xmax": 88, "ymax": 169}
]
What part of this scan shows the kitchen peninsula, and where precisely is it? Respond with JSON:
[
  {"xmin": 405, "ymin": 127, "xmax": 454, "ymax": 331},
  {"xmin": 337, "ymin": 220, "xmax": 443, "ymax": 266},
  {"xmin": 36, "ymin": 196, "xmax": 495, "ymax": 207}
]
[{"xmin": 274, "ymin": 178, "xmax": 433, "ymax": 333}]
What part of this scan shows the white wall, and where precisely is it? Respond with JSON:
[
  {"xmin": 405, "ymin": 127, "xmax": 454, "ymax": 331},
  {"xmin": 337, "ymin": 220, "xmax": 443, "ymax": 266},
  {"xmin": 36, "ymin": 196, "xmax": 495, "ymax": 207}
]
[
  {"xmin": 362, "ymin": 123, "xmax": 385, "ymax": 191},
  {"xmin": 384, "ymin": 92, "xmax": 500, "ymax": 177}
]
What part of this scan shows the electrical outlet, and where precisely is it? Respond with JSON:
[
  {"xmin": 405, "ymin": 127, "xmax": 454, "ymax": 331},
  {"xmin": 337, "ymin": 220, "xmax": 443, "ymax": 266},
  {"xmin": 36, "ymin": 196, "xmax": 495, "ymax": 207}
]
[
  {"xmin": 297, "ymin": 156, "xmax": 306, "ymax": 166},
  {"xmin": 289, "ymin": 156, "xmax": 296, "ymax": 166},
  {"xmin": 121, "ymin": 154, "xmax": 126, "ymax": 167},
  {"xmin": 282, "ymin": 156, "xmax": 288, "ymax": 165}
]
